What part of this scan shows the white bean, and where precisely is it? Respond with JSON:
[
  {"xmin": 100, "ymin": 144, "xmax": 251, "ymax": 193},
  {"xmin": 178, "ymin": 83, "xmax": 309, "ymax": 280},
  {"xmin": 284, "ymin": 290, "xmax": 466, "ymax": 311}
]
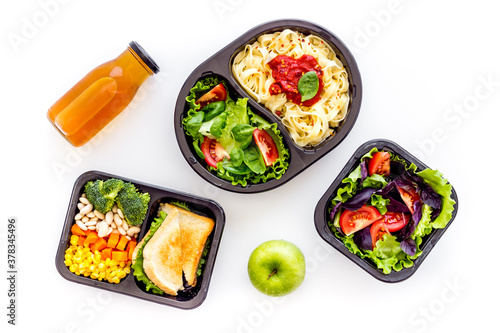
[
  {"xmin": 98, "ymin": 222, "xmax": 109, "ymax": 238},
  {"xmin": 94, "ymin": 210, "xmax": 105, "ymax": 220},
  {"xmin": 82, "ymin": 216, "xmax": 89, "ymax": 223},
  {"xmin": 80, "ymin": 204, "xmax": 93, "ymax": 215},
  {"xmin": 111, "ymin": 222, "xmax": 117, "ymax": 229},
  {"xmin": 88, "ymin": 225, "xmax": 96, "ymax": 230},
  {"xmin": 75, "ymin": 220, "xmax": 87, "ymax": 231},
  {"xmin": 118, "ymin": 226, "xmax": 126, "ymax": 236},
  {"xmin": 127, "ymin": 226, "xmax": 141, "ymax": 236},
  {"xmin": 77, "ymin": 203, "xmax": 84, "ymax": 210},
  {"xmin": 89, "ymin": 217, "xmax": 98, "ymax": 223},
  {"xmin": 114, "ymin": 214, "xmax": 122, "ymax": 227},
  {"xmin": 112, "ymin": 205, "xmax": 118, "ymax": 213},
  {"xmin": 105, "ymin": 211, "xmax": 114, "ymax": 225},
  {"xmin": 125, "ymin": 235, "xmax": 131, "ymax": 241},
  {"xmin": 117, "ymin": 208, "xmax": 124, "ymax": 219},
  {"xmin": 122, "ymin": 221, "xmax": 128, "ymax": 231},
  {"xmin": 81, "ymin": 193, "xmax": 86, "ymax": 198},
  {"xmin": 74, "ymin": 213, "xmax": 83, "ymax": 221},
  {"xmin": 86, "ymin": 212, "xmax": 95, "ymax": 218},
  {"xmin": 85, "ymin": 220, "xmax": 97, "ymax": 226},
  {"xmin": 106, "ymin": 228, "xmax": 113, "ymax": 236},
  {"xmin": 79, "ymin": 197, "xmax": 90, "ymax": 205}
]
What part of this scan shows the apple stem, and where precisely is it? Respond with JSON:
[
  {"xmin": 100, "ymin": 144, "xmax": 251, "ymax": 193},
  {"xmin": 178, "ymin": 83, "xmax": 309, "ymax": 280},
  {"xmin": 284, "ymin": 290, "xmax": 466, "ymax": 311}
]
[{"xmin": 267, "ymin": 269, "xmax": 277, "ymax": 280}]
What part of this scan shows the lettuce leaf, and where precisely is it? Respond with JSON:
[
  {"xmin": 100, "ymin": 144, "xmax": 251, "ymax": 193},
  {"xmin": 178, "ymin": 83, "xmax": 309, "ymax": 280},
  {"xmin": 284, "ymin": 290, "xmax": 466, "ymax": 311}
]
[
  {"xmin": 132, "ymin": 211, "xmax": 168, "ymax": 295},
  {"xmin": 416, "ymin": 169, "xmax": 456, "ymax": 229}
]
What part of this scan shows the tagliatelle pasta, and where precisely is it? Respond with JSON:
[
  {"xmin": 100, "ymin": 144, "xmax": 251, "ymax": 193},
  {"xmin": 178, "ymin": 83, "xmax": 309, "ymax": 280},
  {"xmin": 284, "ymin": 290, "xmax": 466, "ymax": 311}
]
[{"xmin": 232, "ymin": 29, "xmax": 350, "ymax": 147}]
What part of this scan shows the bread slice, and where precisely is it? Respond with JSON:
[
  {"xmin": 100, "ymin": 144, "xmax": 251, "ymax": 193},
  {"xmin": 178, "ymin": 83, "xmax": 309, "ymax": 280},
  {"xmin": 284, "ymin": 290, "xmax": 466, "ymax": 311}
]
[
  {"xmin": 142, "ymin": 208, "xmax": 183, "ymax": 296},
  {"xmin": 161, "ymin": 204, "xmax": 215, "ymax": 287}
]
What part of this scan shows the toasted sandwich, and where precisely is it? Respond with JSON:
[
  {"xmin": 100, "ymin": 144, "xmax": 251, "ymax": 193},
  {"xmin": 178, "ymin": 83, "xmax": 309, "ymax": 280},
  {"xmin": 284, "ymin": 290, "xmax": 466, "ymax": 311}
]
[
  {"xmin": 160, "ymin": 203, "xmax": 215, "ymax": 287},
  {"xmin": 132, "ymin": 204, "xmax": 214, "ymax": 296}
]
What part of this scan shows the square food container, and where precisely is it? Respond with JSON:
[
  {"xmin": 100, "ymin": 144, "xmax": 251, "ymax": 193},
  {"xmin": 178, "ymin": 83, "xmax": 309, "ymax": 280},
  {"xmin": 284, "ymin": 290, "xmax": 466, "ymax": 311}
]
[
  {"xmin": 55, "ymin": 170, "xmax": 225, "ymax": 309},
  {"xmin": 174, "ymin": 19, "xmax": 362, "ymax": 193},
  {"xmin": 314, "ymin": 139, "xmax": 459, "ymax": 282}
]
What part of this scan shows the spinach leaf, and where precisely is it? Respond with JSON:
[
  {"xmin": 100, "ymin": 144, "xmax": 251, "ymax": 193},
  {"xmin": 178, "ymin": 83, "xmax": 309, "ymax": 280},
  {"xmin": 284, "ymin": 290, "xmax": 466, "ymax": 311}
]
[
  {"xmin": 243, "ymin": 145, "xmax": 266, "ymax": 174},
  {"xmin": 185, "ymin": 111, "xmax": 204, "ymax": 138},
  {"xmin": 210, "ymin": 112, "xmax": 228, "ymax": 138},
  {"xmin": 202, "ymin": 101, "xmax": 226, "ymax": 121},
  {"xmin": 298, "ymin": 71, "xmax": 319, "ymax": 102},
  {"xmin": 222, "ymin": 159, "xmax": 251, "ymax": 175},
  {"xmin": 192, "ymin": 138, "xmax": 205, "ymax": 159},
  {"xmin": 230, "ymin": 147, "xmax": 244, "ymax": 167},
  {"xmin": 231, "ymin": 124, "xmax": 255, "ymax": 149}
]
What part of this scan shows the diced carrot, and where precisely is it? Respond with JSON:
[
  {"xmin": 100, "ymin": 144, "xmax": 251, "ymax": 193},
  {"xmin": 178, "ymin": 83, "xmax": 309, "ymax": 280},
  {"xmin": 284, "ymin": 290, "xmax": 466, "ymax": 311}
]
[
  {"xmin": 102, "ymin": 248, "xmax": 112, "ymax": 260},
  {"xmin": 107, "ymin": 233, "xmax": 120, "ymax": 249},
  {"xmin": 84, "ymin": 231, "xmax": 99, "ymax": 247},
  {"xmin": 116, "ymin": 235, "xmax": 129, "ymax": 251},
  {"xmin": 71, "ymin": 224, "xmax": 86, "ymax": 236},
  {"xmin": 126, "ymin": 240, "xmax": 137, "ymax": 261},
  {"xmin": 77, "ymin": 236, "xmax": 86, "ymax": 247},
  {"xmin": 91, "ymin": 238, "xmax": 107, "ymax": 253},
  {"xmin": 112, "ymin": 250, "xmax": 128, "ymax": 262}
]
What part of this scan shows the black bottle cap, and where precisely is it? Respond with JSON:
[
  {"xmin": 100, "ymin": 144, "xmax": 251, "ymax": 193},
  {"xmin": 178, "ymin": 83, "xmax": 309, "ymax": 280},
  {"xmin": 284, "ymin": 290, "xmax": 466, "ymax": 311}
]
[{"xmin": 129, "ymin": 41, "xmax": 160, "ymax": 74}]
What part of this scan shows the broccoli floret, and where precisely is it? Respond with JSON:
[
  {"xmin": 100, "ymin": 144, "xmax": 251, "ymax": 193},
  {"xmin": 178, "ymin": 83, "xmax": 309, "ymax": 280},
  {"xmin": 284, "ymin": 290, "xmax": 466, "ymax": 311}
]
[
  {"xmin": 84, "ymin": 178, "xmax": 124, "ymax": 214},
  {"xmin": 116, "ymin": 182, "xmax": 150, "ymax": 226}
]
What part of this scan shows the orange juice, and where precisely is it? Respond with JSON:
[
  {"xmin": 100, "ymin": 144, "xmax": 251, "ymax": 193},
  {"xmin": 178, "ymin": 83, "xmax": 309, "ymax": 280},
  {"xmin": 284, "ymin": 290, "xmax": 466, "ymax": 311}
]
[{"xmin": 47, "ymin": 41, "xmax": 159, "ymax": 147}]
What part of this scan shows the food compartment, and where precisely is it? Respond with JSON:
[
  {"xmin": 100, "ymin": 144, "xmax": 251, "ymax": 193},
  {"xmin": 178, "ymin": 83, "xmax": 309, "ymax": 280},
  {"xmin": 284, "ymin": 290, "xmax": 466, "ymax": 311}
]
[
  {"xmin": 132, "ymin": 196, "xmax": 220, "ymax": 304},
  {"xmin": 314, "ymin": 139, "xmax": 459, "ymax": 282},
  {"xmin": 228, "ymin": 21, "xmax": 362, "ymax": 151},
  {"xmin": 176, "ymin": 73, "xmax": 296, "ymax": 193},
  {"xmin": 56, "ymin": 170, "xmax": 225, "ymax": 309}
]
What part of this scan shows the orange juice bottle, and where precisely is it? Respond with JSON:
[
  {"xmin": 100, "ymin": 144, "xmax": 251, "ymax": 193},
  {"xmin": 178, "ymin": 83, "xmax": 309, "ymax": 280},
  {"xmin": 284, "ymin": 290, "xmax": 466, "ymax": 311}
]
[{"xmin": 47, "ymin": 41, "xmax": 160, "ymax": 147}]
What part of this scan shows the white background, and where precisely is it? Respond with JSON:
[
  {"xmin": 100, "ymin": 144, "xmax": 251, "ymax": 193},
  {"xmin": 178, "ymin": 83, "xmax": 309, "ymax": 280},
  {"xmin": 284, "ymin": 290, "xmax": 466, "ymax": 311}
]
[{"xmin": 1, "ymin": 0, "xmax": 499, "ymax": 332}]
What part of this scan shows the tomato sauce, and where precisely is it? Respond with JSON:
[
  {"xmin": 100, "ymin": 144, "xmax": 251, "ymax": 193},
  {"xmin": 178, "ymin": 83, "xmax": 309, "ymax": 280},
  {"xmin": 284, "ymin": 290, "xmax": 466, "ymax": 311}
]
[{"xmin": 268, "ymin": 55, "xmax": 323, "ymax": 107}]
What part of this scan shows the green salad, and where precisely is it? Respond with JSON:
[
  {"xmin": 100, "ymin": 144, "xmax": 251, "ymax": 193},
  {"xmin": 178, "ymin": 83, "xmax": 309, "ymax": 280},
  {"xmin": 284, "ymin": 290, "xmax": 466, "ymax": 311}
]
[
  {"xmin": 183, "ymin": 77, "xmax": 290, "ymax": 187},
  {"xmin": 328, "ymin": 148, "xmax": 456, "ymax": 274}
]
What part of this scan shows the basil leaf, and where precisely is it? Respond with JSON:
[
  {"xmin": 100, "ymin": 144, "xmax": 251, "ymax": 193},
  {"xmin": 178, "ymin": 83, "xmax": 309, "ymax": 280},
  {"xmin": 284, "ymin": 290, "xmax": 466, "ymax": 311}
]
[
  {"xmin": 185, "ymin": 111, "xmax": 204, "ymax": 137},
  {"xmin": 230, "ymin": 147, "xmax": 244, "ymax": 167},
  {"xmin": 243, "ymin": 145, "xmax": 266, "ymax": 174},
  {"xmin": 202, "ymin": 101, "xmax": 226, "ymax": 121},
  {"xmin": 298, "ymin": 71, "xmax": 319, "ymax": 102},
  {"xmin": 231, "ymin": 124, "xmax": 255, "ymax": 149},
  {"xmin": 210, "ymin": 112, "xmax": 228, "ymax": 138}
]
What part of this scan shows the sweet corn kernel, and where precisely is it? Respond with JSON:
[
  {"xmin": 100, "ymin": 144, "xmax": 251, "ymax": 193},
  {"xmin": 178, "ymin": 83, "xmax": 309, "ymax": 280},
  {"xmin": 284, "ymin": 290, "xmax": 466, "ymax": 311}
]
[{"xmin": 64, "ymin": 259, "xmax": 72, "ymax": 266}]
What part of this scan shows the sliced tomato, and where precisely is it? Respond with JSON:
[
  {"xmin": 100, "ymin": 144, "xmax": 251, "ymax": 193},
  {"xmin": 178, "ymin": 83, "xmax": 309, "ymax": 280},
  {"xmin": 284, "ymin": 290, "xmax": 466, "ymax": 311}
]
[
  {"xmin": 253, "ymin": 129, "xmax": 279, "ymax": 167},
  {"xmin": 380, "ymin": 212, "xmax": 410, "ymax": 232},
  {"xmin": 368, "ymin": 151, "xmax": 391, "ymax": 176},
  {"xmin": 200, "ymin": 137, "xmax": 230, "ymax": 168},
  {"xmin": 397, "ymin": 186, "xmax": 420, "ymax": 214},
  {"xmin": 370, "ymin": 221, "xmax": 391, "ymax": 249},
  {"xmin": 339, "ymin": 205, "xmax": 382, "ymax": 236},
  {"xmin": 196, "ymin": 83, "xmax": 227, "ymax": 109}
]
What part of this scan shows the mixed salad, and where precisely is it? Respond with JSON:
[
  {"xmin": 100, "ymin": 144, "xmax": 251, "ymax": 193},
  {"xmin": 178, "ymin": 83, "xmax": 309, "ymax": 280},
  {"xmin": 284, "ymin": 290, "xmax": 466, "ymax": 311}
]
[
  {"xmin": 183, "ymin": 77, "xmax": 289, "ymax": 187},
  {"xmin": 328, "ymin": 148, "xmax": 456, "ymax": 274}
]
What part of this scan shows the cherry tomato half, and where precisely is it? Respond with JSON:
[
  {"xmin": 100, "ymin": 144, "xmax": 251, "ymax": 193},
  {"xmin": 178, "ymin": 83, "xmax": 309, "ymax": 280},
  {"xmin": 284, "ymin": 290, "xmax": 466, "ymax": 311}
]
[
  {"xmin": 200, "ymin": 137, "xmax": 229, "ymax": 168},
  {"xmin": 196, "ymin": 83, "xmax": 227, "ymax": 109},
  {"xmin": 339, "ymin": 205, "xmax": 382, "ymax": 236},
  {"xmin": 397, "ymin": 186, "xmax": 420, "ymax": 214},
  {"xmin": 368, "ymin": 151, "xmax": 391, "ymax": 176},
  {"xmin": 370, "ymin": 220, "xmax": 391, "ymax": 249},
  {"xmin": 253, "ymin": 129, "xmax": 279, "ymax": 167},
  {"xmin": 380, "ymin": 212, "xmax": 410, "ymax": 232}
]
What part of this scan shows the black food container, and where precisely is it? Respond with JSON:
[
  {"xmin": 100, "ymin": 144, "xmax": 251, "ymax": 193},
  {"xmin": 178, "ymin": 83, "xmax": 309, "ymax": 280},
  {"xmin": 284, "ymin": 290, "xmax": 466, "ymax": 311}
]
[
  {"xmin": 314, "ymin": 139, "xmax": 459, "ymax": 282},
  {"xmin": 174, "ymin": 19, "xmax": 362, "ymax": 193},
  {"xmin": 55, "ymin": 170, "xmax": 225, "ymax": 309}
]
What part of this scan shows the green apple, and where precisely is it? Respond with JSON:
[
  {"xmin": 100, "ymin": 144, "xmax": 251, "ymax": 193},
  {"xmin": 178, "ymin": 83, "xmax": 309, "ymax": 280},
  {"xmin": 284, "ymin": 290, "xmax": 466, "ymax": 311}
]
[{"xmin": 247, "ymin": 240, "xmax": 306, "ymax": 297}]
